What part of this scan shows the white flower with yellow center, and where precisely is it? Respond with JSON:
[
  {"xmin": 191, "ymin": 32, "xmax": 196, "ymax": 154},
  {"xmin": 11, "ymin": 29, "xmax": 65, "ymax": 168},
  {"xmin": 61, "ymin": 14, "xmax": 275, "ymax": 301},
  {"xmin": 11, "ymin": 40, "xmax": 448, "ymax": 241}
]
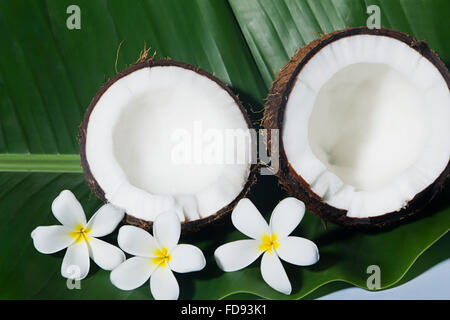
[
  {"xmin": 110, "ymin": 212, "xmax": 206, "ymax": 300},
  {"xmin": 31, "ymin": 190, "xmax": 126, "ymax": 280},
  {"xmin": 214, "ymin": 198, "xmax": 319, "ymax": 295}
]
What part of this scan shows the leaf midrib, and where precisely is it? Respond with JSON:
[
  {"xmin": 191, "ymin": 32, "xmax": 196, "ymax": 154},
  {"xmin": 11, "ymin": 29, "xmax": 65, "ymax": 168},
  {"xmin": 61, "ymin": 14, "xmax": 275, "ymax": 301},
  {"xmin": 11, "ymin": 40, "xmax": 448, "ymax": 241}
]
[{"xmin": 0, "ymin": 154, "xmax": 81, "ymax": 172}]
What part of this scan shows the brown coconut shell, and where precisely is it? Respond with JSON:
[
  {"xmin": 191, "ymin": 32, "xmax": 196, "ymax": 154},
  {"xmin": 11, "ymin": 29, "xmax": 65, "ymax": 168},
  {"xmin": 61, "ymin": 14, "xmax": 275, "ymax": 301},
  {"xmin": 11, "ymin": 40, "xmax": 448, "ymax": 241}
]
[
  {"xmin": 263, "ymin": 27, "xmax": 450, "ymax": 231},
  {"xmin": 80, "ymin": 59, "xmax": 257, "ymax": 234}
]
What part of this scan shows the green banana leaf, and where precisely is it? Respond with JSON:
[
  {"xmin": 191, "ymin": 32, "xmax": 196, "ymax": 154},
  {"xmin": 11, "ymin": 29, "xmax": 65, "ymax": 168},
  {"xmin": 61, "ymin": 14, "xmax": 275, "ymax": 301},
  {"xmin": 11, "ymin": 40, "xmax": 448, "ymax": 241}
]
[{"xmin": 0, "ymin": 0, "xmax": 448, "ymax": 299}]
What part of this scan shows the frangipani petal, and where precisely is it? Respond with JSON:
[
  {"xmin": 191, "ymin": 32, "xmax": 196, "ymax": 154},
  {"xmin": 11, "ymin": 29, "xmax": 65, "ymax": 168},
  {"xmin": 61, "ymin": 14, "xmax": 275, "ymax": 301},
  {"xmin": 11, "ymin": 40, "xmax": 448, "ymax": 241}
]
[
  {"xmin": 231, "ymin": 199, "xmax": 269, "ymax": 240},
  {"xmin": 214, "ymin": 239, "xmax": 261, "ymax": 272},
  {"xmin": 31, "ymin": 225, "xmax": 74, "ymax": 254},
  {"xmin": 153, "ymin": 212, "xmax": 180, "ymax": 250},
  {"xmin": 269, "ymin": 198, "xmax": 305, "ymax": 238},
  {"xmin": 88, "ymin": 237, "xmax": 125, "ymax": 270},
  {"xmin": 169, "ymin": 244, "xmax": 206, "ymax": 273},
  {"xmin": 110, "ymin": 257, "xmax": 156, "ymax": 291},
  {"xmin": 118, "ymin": 225, "xmax": 159, "ymax": 257},
  {"xmin": 61, "ymin": 240, "xmax": 90, "ymax": 280},
  {"xmin": 276, "ymin": 237, "xmax": 319, "ymax": 266},
  {"xmin": 150, "ymin": 266, "xmax": 179, "ymax": 300},
  {"xmin": 87, "ymin": 204, "xmax": 125, "ymax": 237},
  {"xmin": 51, "ymin": 190, "xmax": 86, "ymax": 229},
  {"xmin": 260, "ymin": 251, "xmax": 291, "ymax": 295}
]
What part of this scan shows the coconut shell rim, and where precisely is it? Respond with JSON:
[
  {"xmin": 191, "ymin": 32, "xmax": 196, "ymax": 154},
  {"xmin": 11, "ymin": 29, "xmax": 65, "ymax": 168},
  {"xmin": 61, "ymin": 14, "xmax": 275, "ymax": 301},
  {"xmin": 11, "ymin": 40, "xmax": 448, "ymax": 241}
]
[
  {"xmin": 79, "ymin": 59, "xmax": 257, "ymax": 234},
  {"xmin": 263, "ymin": 26, "xmax": 450, "ymax": 231}
]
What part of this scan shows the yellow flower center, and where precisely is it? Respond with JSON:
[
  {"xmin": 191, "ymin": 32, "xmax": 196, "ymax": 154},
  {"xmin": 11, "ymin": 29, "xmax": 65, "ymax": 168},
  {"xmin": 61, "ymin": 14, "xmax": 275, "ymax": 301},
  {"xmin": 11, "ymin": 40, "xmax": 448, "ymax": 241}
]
[
  {"xmin": 259, "ymin": 234, "xmax": 279, "ymax": 253},
  {"xmin": 152, "ymin": 247, "xmax": 171, "ymax": 267},
  {"xmin": 70, "ymin": 225, "xmax": 91, "ymax": 243}
]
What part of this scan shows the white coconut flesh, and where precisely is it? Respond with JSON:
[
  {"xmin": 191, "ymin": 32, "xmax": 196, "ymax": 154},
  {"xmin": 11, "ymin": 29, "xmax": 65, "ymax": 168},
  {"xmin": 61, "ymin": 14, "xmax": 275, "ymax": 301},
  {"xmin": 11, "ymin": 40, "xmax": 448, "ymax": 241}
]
[
  {"xmin": 85, "ymin": 65, "xmax": 252, "ymax": 222},
  {"xmin": 283, "ymin": 35, "xmax": 450, "ymax": 218}
]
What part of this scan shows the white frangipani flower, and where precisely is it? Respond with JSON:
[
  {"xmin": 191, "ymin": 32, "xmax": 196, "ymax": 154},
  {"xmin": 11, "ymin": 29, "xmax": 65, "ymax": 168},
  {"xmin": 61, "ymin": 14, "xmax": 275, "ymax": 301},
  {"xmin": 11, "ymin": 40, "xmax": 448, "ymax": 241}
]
[
  {"xmin": 31, "ymin": 190, "xmax": 126, "ymax": 280},
  {"xmin": 214, "ymin": 198, "xmax": 319, "ymax": 295},
  {"xmin": 110, "ymin": 211, "xmax": 206, "ymax": 300}
]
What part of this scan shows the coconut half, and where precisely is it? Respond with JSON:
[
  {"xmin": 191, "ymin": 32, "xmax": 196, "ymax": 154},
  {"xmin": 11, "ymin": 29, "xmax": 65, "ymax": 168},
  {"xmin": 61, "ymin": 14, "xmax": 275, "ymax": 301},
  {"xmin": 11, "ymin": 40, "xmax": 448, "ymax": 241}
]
[
  {"xmin": 80, "ymin": 59, "xmax": 255, "ymax": 232},
  {"xmin": 264, "ymin": 27, "xmax": 450, "ymax": 230}
]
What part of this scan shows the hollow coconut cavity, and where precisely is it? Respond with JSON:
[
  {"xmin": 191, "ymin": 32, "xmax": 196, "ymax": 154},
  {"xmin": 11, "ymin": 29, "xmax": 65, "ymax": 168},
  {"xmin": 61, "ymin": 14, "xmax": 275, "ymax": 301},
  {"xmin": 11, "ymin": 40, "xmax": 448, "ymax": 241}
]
[
  {"xmin": 264, "ymin": 27, "xmax": 450, "ymax": 230},
  {"xmin": 80, "ymin": 60, "xmax": 255, "ymax": 232}
]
